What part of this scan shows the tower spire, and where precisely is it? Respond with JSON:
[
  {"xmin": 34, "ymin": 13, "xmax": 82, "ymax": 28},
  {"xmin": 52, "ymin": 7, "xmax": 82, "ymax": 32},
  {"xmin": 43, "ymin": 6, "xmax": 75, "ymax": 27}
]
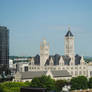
[
  {"xmin": 68, "ymin": 25, "xmax": 71, "ymax": 31},
  {"xmin": 65, "ymin": 25, "xmax": 73, "ymax": 37}
]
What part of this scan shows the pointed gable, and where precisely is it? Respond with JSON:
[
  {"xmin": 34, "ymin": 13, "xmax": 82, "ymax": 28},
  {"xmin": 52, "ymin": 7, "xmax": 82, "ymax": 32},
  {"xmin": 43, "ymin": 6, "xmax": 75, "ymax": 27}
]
[
  {"xmin": 59, "ymin": 56, "xmax": 64, "ymax": 65},
  {"xmin": 31, "ymin": 58, "xmax": 34, "ymax": 65},
  {"xmin": 49, "ymin": 57, "xmax": 54, "ymax": 65},
  {"xmin": 80, "ymin": 56, "xmax": 85, "ymax": 64}
]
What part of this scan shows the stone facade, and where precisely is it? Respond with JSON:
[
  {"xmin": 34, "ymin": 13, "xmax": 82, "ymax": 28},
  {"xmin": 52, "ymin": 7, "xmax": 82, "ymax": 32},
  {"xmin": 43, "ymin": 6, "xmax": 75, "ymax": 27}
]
[
  {"xmin": 14, "ymin": 27, "xmax": 88, "ymax": 82},
  {"xmin": 28, "ymin": 27, "xmax": 87, "ymax": 77}
]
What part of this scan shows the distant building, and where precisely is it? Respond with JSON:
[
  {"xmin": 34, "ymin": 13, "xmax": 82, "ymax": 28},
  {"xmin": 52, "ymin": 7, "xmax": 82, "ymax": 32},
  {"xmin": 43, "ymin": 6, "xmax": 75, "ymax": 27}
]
[
  {"xmin": 87, "ymin": 62, "xmax": 92, "ymax": 78},
  {"xmin": 9, "ymin": 59, "xmax": 13, "ymax": 68},
  {"xmin": 14, "ymin": 26, "xmax": 88, "ymax": 82},
  {"xmin": 0, "ymin": 26, "xmax": 9, "ymax": 68}
]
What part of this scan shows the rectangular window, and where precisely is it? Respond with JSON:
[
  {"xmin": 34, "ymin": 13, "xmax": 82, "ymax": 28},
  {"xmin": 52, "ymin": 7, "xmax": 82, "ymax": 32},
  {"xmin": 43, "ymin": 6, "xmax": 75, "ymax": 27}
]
[
  {"xmin": 24, "ymin": 66, "xmax": 28, "ymax": 72},
  {"xmin": 79, "ymin": 71, "xmax": 82, "ymax": 75},
  {"xmin": 83, "ymin": 71, "xmax": 85, "ymax": 75},
  {"xmin": 75, "ymin": 71, "xmax": 78, "ymax": 75},
  {"xmin": 71, "ymin": 71, "xmax": 73, "ymax": 75}
]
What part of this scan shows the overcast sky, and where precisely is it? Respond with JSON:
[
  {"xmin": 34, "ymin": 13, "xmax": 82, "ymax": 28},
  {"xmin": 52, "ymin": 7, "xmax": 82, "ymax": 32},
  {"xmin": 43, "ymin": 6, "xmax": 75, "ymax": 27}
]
[{"xmin": 0, "ymin": 0, "xmax": 92, "ymax": 56}]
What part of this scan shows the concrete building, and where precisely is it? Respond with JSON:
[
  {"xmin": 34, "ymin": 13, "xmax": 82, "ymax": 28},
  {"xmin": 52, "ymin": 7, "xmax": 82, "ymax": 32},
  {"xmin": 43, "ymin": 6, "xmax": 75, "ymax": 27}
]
[{"xmin": 9, "ymin": 59, "xmax": 13, "ymax": 68}]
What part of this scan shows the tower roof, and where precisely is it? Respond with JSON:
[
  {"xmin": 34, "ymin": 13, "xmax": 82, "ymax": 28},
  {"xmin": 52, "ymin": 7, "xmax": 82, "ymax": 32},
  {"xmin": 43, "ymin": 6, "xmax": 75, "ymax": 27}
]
[{"xmin": 65, "ymin": 26, "xmax": 73, "ymax": 37}]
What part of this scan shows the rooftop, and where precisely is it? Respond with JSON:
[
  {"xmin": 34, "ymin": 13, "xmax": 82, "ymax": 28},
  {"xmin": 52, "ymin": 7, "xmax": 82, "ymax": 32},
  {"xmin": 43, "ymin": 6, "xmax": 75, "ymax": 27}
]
[{"xmin": 65, "ymin": 26, "xmax": 73, "ymax": 37}]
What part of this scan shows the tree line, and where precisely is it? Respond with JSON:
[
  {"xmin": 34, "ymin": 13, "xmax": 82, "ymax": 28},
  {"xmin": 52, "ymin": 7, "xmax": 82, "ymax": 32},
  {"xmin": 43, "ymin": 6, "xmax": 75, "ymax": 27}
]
[{"xmin": 0, "ymin": 75, "xmax": 92, "ymax": 92}]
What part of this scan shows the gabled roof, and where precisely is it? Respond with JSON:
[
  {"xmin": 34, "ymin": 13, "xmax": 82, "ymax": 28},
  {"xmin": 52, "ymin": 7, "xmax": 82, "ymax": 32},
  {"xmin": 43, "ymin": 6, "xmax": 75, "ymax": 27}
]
[
  {"xmin": 21, "ymin": 70, "xmax": 71, "ymax": 79},
  {"xmin": 75, "ymin": 54, "xmax": 81, "ymax": 65},
  {"xmin": 51, "ymin": 70, "xmax": 71, "ymax": 77},
  {"xmin": 65, "ymin": 30, "xmax": 73, "ymax": 37},
  {"xmin": 34, "ymin": 54, "xmax": 40, "ymax": 65},
  {"xmin": 45, "ymin": 54, "xmax": 61, "ymax": 65},
  {"xmin": 62, "ymin": 55, "xmax": 71, "ymax": 65},
  {"xmin": 31, "ymin": 54, "xmax": 81, "ymax": 66},
  {"xmin": 22, "ymin": 71, "xmax": 47, "ymax": 79}
]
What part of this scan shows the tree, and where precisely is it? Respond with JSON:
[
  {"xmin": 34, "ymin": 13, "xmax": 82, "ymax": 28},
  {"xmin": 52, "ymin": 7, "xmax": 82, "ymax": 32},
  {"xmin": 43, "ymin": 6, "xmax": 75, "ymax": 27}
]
[
  {"xmin": 30, "ymin": 75, "xmax": 56, "ymax": 91},
  {"xmin": 70, "ymin": 76, "xmax": 88, "ymax": 90},
  {"xmin": 0, "ymin": 82, "xmax": 28, "ymax": 92},
  {"xmin": 55, "ymin": 80, "xmax": 68, "ymax": 92},
  {"xmin": 88, "ymin": 77, "xmax": 92, "ymax": 88},
  {"xmin": 0, "ymin": 84, "xmax": 3, "ymax": 92}
]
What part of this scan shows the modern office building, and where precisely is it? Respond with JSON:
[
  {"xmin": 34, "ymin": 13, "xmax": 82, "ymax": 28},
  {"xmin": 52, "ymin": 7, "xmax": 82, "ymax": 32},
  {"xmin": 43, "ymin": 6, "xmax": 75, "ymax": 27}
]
[{"xmin": 0, "ymin": 26, "xmax": 9, "ymax": 68}]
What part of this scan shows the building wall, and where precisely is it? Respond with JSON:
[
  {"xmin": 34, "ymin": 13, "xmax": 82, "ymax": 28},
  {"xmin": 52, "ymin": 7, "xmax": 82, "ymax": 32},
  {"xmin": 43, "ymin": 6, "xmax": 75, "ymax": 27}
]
[
  {"xmin": 64, "ymin": 37, "xmax": 74, "ymax": 57},
  {"xmin": 88, "ymin": 65, "xmax": 92, "ymax": 78},
  {"xmin": 0, "ymin": 26, "xmax": 9, "ymax": 67},
  {"xmin": 54, "ymin": 76, "xmax": 71, "ymax": 80},
  {"xmin": 16, "ymin": 62, "xmax": 29, "ymax": 72},
  {"xmin": 28, "ymin": 64, "xmax": 88, "ymax": 77},
  {"xmin": 9, "ymin": 59, "xmax": 13, "ymax": 68},
  {"xmin": 14, "ymin": 28, "xmax": 89, "ymax": 82}
]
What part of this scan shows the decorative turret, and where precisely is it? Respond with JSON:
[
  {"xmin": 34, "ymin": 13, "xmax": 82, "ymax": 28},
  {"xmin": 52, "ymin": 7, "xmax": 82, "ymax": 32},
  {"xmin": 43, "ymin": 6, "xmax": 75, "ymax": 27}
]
[
  {"xmin": 40, "ymin": 39, "xmax": 49, "ymax": 66},
  {"xmin": 70, "ymin": 56, "xmax": 75, "ymax": 65},
  {"xmin": 49, "ymin": 57, "xmax": 54, "ymax": 65},
  {"xmin": 31, "ymin": 58, "xmax": 34, "ymax": 65},
  {"xmin": 59, "ymin": 56, "xmax": 64, "ymax": 66},
  {"xmin": 80, "ymin": 56, "xmax": 85, "ymax": 65},
  {"xmin": 64, "ymin": 26, "xmax": 75, "ymax": 58}
]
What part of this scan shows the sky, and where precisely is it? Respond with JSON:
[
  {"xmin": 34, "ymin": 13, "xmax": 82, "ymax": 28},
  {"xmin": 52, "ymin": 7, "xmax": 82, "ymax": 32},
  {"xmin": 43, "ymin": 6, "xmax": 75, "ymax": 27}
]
[{"xmin": 0, "ymin": 0, "xmax": 92, "ymax": 56}]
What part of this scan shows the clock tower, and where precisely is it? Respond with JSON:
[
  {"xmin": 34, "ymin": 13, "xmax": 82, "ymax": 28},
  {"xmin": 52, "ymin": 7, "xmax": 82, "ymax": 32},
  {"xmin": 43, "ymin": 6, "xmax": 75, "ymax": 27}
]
[{"xmin": 64, "ymin": 26, "xmax": 75, "ymax": 58}]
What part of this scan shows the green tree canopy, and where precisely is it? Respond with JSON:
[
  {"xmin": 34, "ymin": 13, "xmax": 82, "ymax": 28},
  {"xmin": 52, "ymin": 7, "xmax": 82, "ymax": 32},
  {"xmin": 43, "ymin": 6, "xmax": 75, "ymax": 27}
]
[
  {"xmin": 55, "ymin": 80, "xmax": 68, "ymax": 92},
  {"xmin": 30, "ymin": 75, "xmax": 56, "ymax": 91},
  {"xmin": 0, "ymin": 82, "xmax": 28, "ymax": 92},
  {"xmin": 88, "ymin": 77, "xmax": 92, "ymax": 88},
  {"xmin": 70, "ymin": 76, "xmax": 88, "ymax": 90}
]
